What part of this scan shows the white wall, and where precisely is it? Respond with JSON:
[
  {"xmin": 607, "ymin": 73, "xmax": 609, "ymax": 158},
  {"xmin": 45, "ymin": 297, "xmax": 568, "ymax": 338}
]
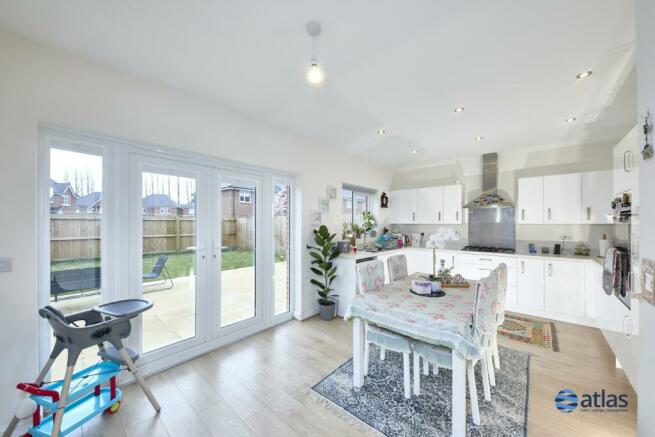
[
  {"xmin": 0, "ymin": 29, "xmax": 391, "ymax": 423},
  {"xmin": 390, "ymin": 140, "xmax": 622, "ymax": 249},
  {"xmin": 637, "ymin": 0, "xmax": 655, "ymax": 434}
]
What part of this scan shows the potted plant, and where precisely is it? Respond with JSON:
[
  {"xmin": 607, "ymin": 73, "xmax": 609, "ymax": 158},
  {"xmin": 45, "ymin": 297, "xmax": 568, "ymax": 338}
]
[
  {"xmin": 360, "ymin": 211, "xmax": 377, "ymax": 247},
  {"xmin": 307, "ymin": 225, "xmax": 341, "ymax": 320}
]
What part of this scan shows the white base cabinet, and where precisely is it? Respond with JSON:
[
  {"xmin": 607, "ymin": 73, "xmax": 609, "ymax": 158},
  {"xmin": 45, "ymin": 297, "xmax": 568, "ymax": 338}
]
[
  {"xmin": 544, "ymin": 259, "xmax": 585, "ymax": 317},
  {"xmin": 516, "ymin": 258, "xmax": 545, "ymax": 311}
]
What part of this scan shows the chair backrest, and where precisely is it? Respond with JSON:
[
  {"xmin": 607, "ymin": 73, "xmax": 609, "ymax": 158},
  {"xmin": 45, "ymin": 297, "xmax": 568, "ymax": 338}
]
[
  {"xmin": 356, "ymin": 260, "xmax": 385, "ymax": 294},
  {"xmin": 151, "ymin": 254, "xmax": 169, "ymax": 275},
  {"xmin": 387, "ymin": 254, "xmax": 408, "ymax": 282},
  {"xmin": 495, "ymin": 263, "xmax": 508, "ymax": 325},
  {"xmin": 472, "ymin": 271, "xmax": 499, "ymax": 349}
]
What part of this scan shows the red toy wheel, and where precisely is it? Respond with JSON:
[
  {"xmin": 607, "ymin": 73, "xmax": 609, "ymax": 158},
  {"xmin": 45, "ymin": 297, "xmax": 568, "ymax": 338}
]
[{"xmin": 105, "ymin": 401, "xmax": 121, "ymax": 414}]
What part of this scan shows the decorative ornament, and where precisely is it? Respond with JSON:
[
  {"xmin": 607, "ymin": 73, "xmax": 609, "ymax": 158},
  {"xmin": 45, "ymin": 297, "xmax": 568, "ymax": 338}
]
[
  {"xmin": 642, "ymin": 110, "xmax": 653, "ymax": 160},
  {"xmin": 380, "ymin": 192, "xmax": 389, "ymax": 208}
]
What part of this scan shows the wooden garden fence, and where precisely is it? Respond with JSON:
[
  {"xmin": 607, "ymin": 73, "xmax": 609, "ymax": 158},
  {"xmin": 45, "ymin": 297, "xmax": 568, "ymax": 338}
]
[{"xmin": 50, "ymin": 214, "xmax": 288, "ymax": 261}]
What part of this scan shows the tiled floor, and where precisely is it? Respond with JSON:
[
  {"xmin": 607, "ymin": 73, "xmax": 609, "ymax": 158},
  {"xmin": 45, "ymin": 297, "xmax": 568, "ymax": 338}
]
[{"xmin": 48, "ymin": 262, "xmax": 289, "ymax": 379}]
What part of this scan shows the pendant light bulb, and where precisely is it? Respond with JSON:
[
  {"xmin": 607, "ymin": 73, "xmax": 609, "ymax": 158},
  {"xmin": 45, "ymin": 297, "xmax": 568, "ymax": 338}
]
[{"xmin": 307, "ymin": 56, "xmax": 325, "ymax": 85}]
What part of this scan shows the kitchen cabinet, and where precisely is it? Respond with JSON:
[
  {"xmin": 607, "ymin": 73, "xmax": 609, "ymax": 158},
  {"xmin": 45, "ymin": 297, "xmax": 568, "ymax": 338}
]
[
  {"xmin": 517, "ymin": 177, "xmax": 543, "ymax": 224},
  {"xmin": 442, "ymin": 184, "xmax": 463, "ymax": 224},
  {"xmin": 543, "ymin": 173, "xmax": 581, "ymax": 224},
  {"xmin": 544, "ymin": 259, "xmax": 585, "ymax": 317},
  {"xmin": 613, "ymin": 125, "xmax": 639, "ymax": 199},
  {"xmin": 581, "ymin": 170, "xmax": 613, "ymax": 224},
  {"xmin": 389, "ymin": 184, "xmax": 464, "ymax": 225},
  {"xmin": 517, "ymin": 257, "xmax": 545, "ymax": 310},
  {"xmin": 415, "ymin": 187, "xmax": 444, "ymax": 224},
  {"xmin": 388, "ymin": 189, "xmax": 417, "ymax": 224}
]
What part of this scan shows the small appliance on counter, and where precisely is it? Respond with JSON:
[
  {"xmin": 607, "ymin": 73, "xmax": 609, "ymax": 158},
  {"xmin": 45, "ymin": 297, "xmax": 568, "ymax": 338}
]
[{"xmin": 336, "ymin": 241, "xmax": 351, "ymax": 254}]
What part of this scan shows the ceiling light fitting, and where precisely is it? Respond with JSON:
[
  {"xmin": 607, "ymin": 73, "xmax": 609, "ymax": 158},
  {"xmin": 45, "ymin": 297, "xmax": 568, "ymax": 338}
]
[
  {"xmin": 565, "ymin": 117, "xmax": 577, "ymax": 123},
  {"xmin": 377, "ymin": 129, "xmax": 386, "ymax": 135},
  {"xmin": 576, "ymin": 70, "xmax": 592, "ymax": 79},
  {"xmin": 410, "ymin": 148, "xmax": 418, "ymax": 155},
  {"xmin": 306, "ymin": 21, "xmax": 325, "ymax": 85},
  {"xmin": 454, "ymin": 106, "xmax": 465, "ymax": 113},
  {"xmin": 474, "ymin": 136, "xmax": 484, "ymax": 141}
]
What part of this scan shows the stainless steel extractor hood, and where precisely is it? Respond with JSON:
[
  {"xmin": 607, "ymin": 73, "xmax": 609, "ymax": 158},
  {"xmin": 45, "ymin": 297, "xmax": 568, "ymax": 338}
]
[{"xmin": 463, "ymin": 153, "xmax": 513, "ymax": 209}]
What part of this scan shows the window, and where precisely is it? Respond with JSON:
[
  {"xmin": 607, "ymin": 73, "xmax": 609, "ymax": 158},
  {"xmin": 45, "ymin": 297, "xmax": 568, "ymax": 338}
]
[
  {"xmin": 342, "ymin": 185, "xmax": 373, "ymax": 226},
  {"xmin": 239, "ymin": 190, "xmax": 252, "ymax": 203},
  {"xmin": 62, "ymin": 195, "xmax": 70, "ymax": 206},
  {"xmin": 159, "ymin": 207, "xmax": 172, "ymax": 214}
]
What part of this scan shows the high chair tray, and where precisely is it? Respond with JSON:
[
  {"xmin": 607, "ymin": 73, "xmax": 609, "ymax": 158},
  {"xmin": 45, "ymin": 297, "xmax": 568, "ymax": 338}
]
[{"xmin": 94, "ymin": 298, "xmax": 152, "ymax": 318}]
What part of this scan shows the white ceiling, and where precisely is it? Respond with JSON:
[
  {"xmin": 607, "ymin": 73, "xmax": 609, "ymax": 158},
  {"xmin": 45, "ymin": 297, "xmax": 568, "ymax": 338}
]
[{"xmin": 0, "ymin": 0, "xmax": 637, "ymax": 168}]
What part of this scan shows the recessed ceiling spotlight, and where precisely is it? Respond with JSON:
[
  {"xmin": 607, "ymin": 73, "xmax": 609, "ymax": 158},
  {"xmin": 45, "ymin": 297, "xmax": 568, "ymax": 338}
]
[
  {"xmin": 410, "ymin": 148, "xmax": 418, "ymax": 155},
  {"xmin": 565, "ymin": 117, "xmax": 577, "ymax": 123},
  {"xmin": 576, "ymin": 70, "xmax": 593, "ymax": 79},
  {"xmin": 474, "ymin": 136, "xmax": 484, "ymax": 141},
  {"xmin": 377, "ymin": 129, "xmax": 386, "ymax": 135},
  {"xmin": 454, "ymin": 106, "xmax": 465, "ymax": 113}
]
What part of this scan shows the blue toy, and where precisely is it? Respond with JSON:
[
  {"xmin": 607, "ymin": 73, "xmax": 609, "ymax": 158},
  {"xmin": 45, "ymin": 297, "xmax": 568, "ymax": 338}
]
[{"xmin": 4, "ymin": 299, "xmax": 160, "ymax": 437}]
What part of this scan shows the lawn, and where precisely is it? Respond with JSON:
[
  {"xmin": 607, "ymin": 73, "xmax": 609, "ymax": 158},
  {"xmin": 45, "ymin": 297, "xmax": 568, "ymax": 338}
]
[{"xmin": 50, "ymin": 250, "xmax": 269, "ymax": 279}]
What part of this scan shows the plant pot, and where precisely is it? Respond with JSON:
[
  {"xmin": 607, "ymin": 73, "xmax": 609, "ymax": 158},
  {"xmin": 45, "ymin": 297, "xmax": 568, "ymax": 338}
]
[{"xmin": 318, "ymin": 299, "xmax": 337, "ymax": 321}]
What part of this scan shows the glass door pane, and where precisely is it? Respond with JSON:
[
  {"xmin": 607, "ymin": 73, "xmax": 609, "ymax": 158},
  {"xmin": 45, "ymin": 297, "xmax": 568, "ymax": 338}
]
[
  {"xmin": 219, "ymin": 177, "xmax": 257, "ymax": 327},
  {"xmin": 273, "ymin": 183, "xmax": 291, "ymax": 316},
  {"xmin": 49, "ymin": 147, "xmax": 103, "ymax": 379},
  {"xmin": 141, "ymin": 170, "xmax": 197, "ymax": 352}
]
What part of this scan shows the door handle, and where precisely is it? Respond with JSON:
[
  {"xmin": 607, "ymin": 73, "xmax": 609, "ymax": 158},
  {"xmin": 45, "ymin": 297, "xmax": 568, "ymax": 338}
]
[
  {"xmin": 521, "ymin": 261, "xmax": 525, "ymax": 274},
  {"xmin": 624, "ymin": 151, "xmax": 633, "ymax": 172},
  {"xmin": 547, "ymin": 208, "xmax": 551, "ymax": 221},
  {"xmin": 548, "ymin": 263, "xmax": 553, "ymax": 276},
  {"xmin": 521, "ymin": 209, "xmax": 525, "ymax": 221},
  {"xmin": 586, "ymin": 207, "xmax": 591, "ymax": 221}
]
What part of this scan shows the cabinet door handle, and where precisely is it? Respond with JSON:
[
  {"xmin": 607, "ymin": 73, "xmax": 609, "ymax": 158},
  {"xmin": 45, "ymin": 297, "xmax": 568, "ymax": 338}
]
[
  {"xmin": 479, "ymin": 258, "xmax": 493, "ymax": 262},
  {"xmin": 521, "ymin": 209, "xmax": 525, "ymax": 221},
  {"xmin": 548, "ymin": 263, "xmax": 553, "ymax": 276},
  {"xmin": 521, "ymin": 261, "xmax": 525, "ymax": 274},
  {"xmin": 479, "ymin": 268, "xmax": 492, "ymax": 272},
  {"xmin": 624, "ymin": 150, "xmax": 633, "ymax": 172},
  {"xmin": 438, "ymin": 211, "xmax": 441, "ymax": 222},
  {"xmin": 452, "ymin": 255, "xmax": 455, "ymax": 267},
  {"xmin": 623, "ymin": 315, "xmax": 633, "ymax": 338},
  {"xmin": 547, "ymin": 208, "xmax": 551, "ymax": 221},
  {"xmin": 413, "ymin": 212, "xmax": 415, "ymax": 222},
  {"xmin": 586, "ymin": 207, "xmax": 591, "ymax": 221},
  {"xmin": 456, "ymin": 211, "xmax": 459, "ymax": 222}
]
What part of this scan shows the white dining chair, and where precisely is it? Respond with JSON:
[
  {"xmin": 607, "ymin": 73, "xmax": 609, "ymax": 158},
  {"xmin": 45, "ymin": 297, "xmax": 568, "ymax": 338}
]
[
  {"xmin": 356, "ymin": 259, "xmax": 413, "ymax": 399},
  {"xmin": 387, "ymin": 254, "xmax": 408, "ymax": 282},
  {"xmin": 412, "ymin": 272, "xmax": 499, "ymax": 425},
  {"xmin": 487, "ymin": 263, "xmax": 507, "ymax": 387}
]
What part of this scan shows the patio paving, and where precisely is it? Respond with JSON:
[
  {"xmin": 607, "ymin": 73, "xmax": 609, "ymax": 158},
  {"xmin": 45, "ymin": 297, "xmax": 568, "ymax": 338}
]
[{"xmin": 49, "ymin": 262, "xmax": 289, "ymax": 379}]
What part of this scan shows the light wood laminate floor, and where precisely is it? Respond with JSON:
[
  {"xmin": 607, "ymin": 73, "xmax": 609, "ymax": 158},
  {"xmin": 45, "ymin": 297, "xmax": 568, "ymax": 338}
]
[{"xmin": 49, "ymin": 316, "xmax": 636, "ymax": 437}]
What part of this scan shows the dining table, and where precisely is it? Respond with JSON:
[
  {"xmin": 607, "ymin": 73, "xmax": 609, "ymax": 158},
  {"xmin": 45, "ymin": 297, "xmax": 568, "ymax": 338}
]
[{"xmin": 344, "ymin": 272, "xmax": 482, "ymax": 437}]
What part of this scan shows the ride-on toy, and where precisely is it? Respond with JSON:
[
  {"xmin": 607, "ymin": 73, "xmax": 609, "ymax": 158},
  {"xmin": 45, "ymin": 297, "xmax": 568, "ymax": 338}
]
[{"xmin": 3, "ymin": 299, "xmax": 161, "ymax": 437}]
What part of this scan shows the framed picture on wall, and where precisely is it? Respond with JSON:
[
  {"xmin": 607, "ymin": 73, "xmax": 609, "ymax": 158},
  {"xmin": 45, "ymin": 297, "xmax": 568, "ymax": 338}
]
[
  {"xmin": 319, "ymin": 198, "xmax": 329, "ymax": 213},
  {"xmin": 327, "ymin": 186, "xmax": 337, "ymax": 200},
  {"xmin": 311, "ymin": 211, "xmax": 322, "ymax": 226}
]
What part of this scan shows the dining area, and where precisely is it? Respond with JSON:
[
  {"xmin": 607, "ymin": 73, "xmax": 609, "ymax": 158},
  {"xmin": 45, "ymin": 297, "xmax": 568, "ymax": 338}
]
[{"xmin": 344, "ymin": 254, "xmax": 512, "ymax": 437}]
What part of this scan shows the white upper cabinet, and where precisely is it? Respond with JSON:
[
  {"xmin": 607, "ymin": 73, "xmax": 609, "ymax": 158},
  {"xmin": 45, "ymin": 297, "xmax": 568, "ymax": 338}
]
[
  {"xmin": 517, "ymin": 176, "xmax": 543, "ymax": 224},
  {"xmin": 415, "ymin": 186, "xmax": 444, "ymax": 224},
  {"xmin": 544, "ymin": 259, "xmax": 585, "ymax": 317},
  {"xmin": 443, "ymin": 184, "xmax": 463, "ymax": 224},
  {"xmin": 388, "ymin": 189, "xmax": 417, "ymax": 224},
  {"xmin": 389, "ymin": 184, "xmax": 463, "ymax": 224},
  {"xmin": 543, "ymin": 173, "xmax": 581, "ymax": 224},
  {"xmin": 581, "ymin": 170, "xmax": 613, "ymax": 224},
  {"xmin": 613, "ymin": 125, "xmax": 639, "ymax": 198}
]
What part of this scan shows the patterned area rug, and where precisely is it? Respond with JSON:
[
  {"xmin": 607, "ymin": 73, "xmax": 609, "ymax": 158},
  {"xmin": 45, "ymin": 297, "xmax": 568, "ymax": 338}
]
[
  {"xmin": 312, "ymin": 345, "xmax": 529, "ymax": 437},
  {"xmin": 499, "ymin": 314, "xmax": 559, "ymax": 352}
]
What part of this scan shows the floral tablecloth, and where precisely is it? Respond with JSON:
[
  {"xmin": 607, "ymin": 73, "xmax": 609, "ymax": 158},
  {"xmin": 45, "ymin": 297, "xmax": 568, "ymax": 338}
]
[{"xmin": 344, "ymin": 273, "xmax": 481, "ymax": 360}]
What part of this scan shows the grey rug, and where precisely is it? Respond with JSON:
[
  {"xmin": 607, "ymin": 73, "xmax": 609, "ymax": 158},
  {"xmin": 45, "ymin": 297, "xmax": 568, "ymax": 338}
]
[{"xmin": 312, "ymin": 345, "xmax": 529, "ymax": 436}]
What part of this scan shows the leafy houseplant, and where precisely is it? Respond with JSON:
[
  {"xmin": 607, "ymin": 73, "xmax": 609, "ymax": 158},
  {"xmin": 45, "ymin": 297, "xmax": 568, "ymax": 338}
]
[
  {"xmin": 307, "ymin": 225, "xmax": 341, "ymax": 320},
  {"xmin": 360, "ymin": 211, "xmax": 377, "ymax": 246}
]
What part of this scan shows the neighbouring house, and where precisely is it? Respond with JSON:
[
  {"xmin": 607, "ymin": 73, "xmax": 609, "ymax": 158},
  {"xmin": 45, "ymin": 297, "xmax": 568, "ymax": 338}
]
[
  {"xmin": 142, "ymin": 194, "xmax": 182, "ymax": 216},
  {"xmin": 221, "ymin": 185, "xmax": 255, "ymax": 218},
  {"xmin": 49, "ymin": 179, "xmax": 78, "ymax": 213},
  {"xmin": 76, "ymin": 192, "xmax": 102, "ymax": 213}
]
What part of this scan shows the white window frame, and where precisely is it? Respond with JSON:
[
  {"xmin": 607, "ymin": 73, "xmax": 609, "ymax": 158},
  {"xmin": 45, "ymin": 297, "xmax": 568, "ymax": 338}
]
[
  {"xmin": 239, "ymin": 190, "xmax": 252, "ymax": 204},
  {"xmin": 37, "ymin": 124, "xmax": 298, "ymax": 379},
  {"xmin": 342, "ymin": 184, "xmax": 375, "ymax": 225},
  {"xmin": 62, "ymin": 194, "xmax": 70, "ymax": 206}
]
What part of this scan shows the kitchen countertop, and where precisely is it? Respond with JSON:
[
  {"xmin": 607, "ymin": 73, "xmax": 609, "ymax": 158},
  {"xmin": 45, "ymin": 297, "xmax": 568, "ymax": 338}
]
[{"xmin": 336, "ymin": 245, "xmax": 606, "ymax": 266}]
